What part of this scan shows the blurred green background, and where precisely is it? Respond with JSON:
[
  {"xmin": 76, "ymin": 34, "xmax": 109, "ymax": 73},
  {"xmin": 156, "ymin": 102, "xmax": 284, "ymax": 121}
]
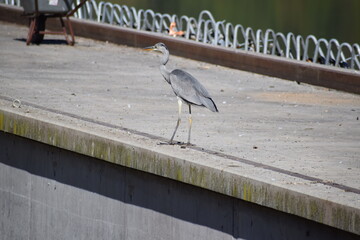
[{"xmin": 107, "ymin": 0, "xmax": 360, "ymax": 44}]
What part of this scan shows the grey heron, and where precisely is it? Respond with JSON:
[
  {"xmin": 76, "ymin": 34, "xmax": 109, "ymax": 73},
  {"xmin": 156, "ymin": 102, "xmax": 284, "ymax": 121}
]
[{"xmin": 144, "ymin": 42, "xmax": 218, "ymax": 145}]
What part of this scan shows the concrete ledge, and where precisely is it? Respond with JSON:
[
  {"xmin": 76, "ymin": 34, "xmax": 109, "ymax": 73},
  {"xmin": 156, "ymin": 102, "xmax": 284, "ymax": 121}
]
[
  {"xmin": 0, "ymin": 3, "xmax": 28, "ymax": 25},
  {"xmin": 0, "ymin": 102, "xmax": 359, "ymax": 235},
  {"xmin": 2, "ymin": 129, "xmax": 358, "ymax": 239},
  {"xmin": 1, "ymin": 3, "xmax": 359, "ymax": 94}
]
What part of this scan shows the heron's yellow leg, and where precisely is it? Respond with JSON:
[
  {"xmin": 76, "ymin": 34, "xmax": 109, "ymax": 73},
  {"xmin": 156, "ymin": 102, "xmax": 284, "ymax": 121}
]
[
  {"xmin": 187, "ymin": 105, "xmax": 192, "ymax": 145},
  {"xmin": 169, "ymin": 98, "xmax": 182, "ymax": 144}
]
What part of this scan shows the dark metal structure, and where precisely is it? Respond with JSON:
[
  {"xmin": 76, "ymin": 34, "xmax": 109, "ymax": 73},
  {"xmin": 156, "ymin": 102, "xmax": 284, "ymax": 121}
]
[{"xmin": 20, "ymin": 0, "xmax": 87, "ymax": 45}]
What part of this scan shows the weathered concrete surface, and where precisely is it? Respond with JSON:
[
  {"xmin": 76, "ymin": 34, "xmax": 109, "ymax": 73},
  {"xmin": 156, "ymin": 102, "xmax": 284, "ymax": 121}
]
[
  {"xmin": 1, "ymin": 3, "xmax": 360, "ymax": 94},
  {"xmin": 0, "ymin": 21, "xmax": 360, "ymax": 236}
]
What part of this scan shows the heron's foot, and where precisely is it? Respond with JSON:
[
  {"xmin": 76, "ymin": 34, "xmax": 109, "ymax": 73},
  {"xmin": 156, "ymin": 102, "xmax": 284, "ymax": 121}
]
[
  {"xmin": 177, "ymin": 141, "xmax": 195, "ymax": 147},
  {"xmin": 157, "ymin": 141, "xmax": 183, "ymax": 146},
  {"xmin": 157, "ymin": 141, "xmax": 195, "ymax": 146},
  {"xmin": 178, "ymin": 142, "xmax": 194, "ymax": 149}
]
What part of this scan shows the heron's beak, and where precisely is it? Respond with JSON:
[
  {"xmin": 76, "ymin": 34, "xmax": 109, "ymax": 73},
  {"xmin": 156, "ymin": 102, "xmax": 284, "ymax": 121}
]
[{"xmin": 143, "ymin": 46, "xmax": 155, "ymax": 51}]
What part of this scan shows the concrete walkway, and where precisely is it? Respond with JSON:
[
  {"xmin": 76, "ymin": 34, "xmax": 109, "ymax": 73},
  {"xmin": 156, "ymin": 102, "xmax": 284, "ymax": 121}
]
[{"xmin": 1, "ymin": 22, "xmax": 359, "ymax": 234}]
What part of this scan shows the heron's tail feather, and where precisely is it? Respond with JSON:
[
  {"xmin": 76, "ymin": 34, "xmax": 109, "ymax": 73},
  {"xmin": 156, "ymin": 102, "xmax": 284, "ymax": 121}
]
[{"xmin": 201, "ymin": 97, "xmax": 218, "ymax": 112}]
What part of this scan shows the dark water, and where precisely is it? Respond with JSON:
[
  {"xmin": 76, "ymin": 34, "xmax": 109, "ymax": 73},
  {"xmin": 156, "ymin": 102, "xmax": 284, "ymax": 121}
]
[{"xmin": 114, "ymin": 0, "xmax": 360, "ymax": 44}]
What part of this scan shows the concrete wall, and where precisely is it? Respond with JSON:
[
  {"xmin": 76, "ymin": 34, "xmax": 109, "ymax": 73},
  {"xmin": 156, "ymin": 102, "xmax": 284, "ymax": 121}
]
[{"xmin": 1, "ymin": 131, "xmax": 358, "ymax": 240}]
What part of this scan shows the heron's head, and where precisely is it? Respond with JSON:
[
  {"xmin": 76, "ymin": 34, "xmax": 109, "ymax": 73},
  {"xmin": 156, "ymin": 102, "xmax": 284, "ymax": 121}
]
[{"xmin": 143, "ymin": 42, "xmax": 168, "ymax": 53}]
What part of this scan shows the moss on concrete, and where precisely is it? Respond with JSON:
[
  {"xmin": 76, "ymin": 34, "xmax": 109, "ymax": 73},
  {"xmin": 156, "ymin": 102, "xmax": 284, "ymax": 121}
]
[{"xmin": 242, "ymin": 182, "xmax": 253, "ymax": 202}]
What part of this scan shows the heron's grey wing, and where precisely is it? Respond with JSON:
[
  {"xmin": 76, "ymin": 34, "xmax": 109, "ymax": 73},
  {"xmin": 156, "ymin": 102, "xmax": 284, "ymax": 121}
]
[{"xmin": 170, "ymin": 69, "xmax": 218, "ymax": 112}]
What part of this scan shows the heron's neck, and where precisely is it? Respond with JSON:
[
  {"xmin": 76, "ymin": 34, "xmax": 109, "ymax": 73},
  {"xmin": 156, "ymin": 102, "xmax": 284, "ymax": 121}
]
[
  {"xmin": 160, "ymin": 65, "xmax": 171, "ymax": 84},
  {"xmin": 160, "ymin": 48, "xmax": 169, "ymax": 65},
  {"xmin": 160, "ymin": 50, "xmax": 171, "ymax": 84}
]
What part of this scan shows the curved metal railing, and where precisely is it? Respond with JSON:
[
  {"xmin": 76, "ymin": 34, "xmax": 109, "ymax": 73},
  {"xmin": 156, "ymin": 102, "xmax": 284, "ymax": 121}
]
[{"xmin": 3, "ymin": 0, "xmax": 360, "ymax": 70}]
